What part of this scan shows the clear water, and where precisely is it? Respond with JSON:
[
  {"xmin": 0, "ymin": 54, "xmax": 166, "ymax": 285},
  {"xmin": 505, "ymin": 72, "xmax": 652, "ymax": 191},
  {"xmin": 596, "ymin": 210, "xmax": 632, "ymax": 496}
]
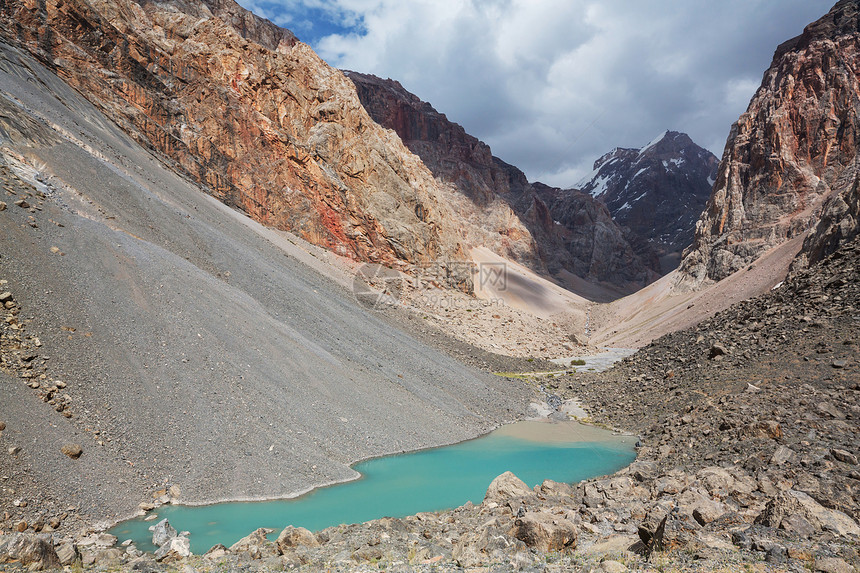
[{"xmin": 110, "ymin": 422, "xmax": 635, "ymax": 554}]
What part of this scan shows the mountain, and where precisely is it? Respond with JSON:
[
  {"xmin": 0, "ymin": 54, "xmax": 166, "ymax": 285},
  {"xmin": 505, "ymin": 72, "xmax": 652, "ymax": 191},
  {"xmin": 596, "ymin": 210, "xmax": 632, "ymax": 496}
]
[
  {"xmin": 346, "ymin": 71, "xmax": 656, "ymax": 290},
  {"xmin": 0, "ymin": 37, "xmax": 530, "ymax": 525},
  {"xmin": 576, "ymin": 131, "xmax": 719, "ymax": 273},
  {"xmin": 0, "ymin": 0, "xmax": 559, "ymax": 292},
  {"xmin": 679, "ymin": 0, "xmax": 860, "ymax": 287}
]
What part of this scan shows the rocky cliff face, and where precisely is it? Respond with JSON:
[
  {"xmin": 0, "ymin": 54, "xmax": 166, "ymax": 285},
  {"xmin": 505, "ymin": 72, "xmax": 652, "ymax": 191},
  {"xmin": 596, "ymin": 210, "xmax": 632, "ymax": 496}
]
[
  {"xmin": 346, "ymin": 71, "xmax": 656, "ymax": 289},
  {"xmin": 0, "ymin": 0, "xmax": 548, "ymax": 291},
  {"xmin": 577, "ymin": 131, "xmax": 719, "ymax": 273},
  {"xmin": 679, "ymin": 0, "xmax": 860, "ymax": 286}
]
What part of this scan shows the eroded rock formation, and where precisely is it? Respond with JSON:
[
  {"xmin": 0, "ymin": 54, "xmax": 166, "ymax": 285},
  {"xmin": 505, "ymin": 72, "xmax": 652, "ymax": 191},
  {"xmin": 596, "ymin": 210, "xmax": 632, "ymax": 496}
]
[
  {"xmin": 346, "ymin": 71, "xmax": 656, "ymax": 289},
  {"xmin": 0, "ymin": 0, "xmax": 505, "ymax": 284},
  {"xmin": 679, "ymin": 0, "xmax": 860, "ymax": 286}
]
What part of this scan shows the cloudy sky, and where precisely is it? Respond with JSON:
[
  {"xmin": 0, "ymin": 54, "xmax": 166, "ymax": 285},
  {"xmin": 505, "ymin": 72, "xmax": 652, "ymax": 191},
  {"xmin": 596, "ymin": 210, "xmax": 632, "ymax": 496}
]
[{"xmin": 238, "ymin": 0, "xmax": 830, "ymax": 187}]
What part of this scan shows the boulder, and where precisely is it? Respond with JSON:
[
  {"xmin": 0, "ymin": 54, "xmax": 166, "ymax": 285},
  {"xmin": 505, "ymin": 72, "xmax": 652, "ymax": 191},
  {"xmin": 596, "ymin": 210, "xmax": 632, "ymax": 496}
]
[
  {"xmin": 626, "ymin": 460, "xmax": 658, "ymax": 482},
  {"xmin": 740, "ymin": 420, "xmax": 782, "ymax": 440},
  {"xmin": 511, "ymin": 511, "xmax": 577, "ymax": 552},
  {"xmin": 708, "ymin": 343, "xmax": 728, "ymax": 359},
  {"xmin": 149, "ymin": 519, "xmax": 178, "ymax": 547},
  {"xmin": 77, "ymin": 532, "xmax": 117, "ymax": 548},
  {"xmin": 276, "ymin": 526, "xmax": 320, "ymax": 552},
  {"xmin": 599, "ymin": 561, "xmax": 628, "ymax": 573},
  {"xmin": 756, "ymin": 490, "xmax": 860, "ymax": 537},
  {"xmin": 815, "ymin": 557, "xmax": 856, "ymax": 573},
  {"xmin": 203, "ymin": 544, "xmax": 229, "ymax": 561},
  {"xmin": 831, "ymin": 449, "xmax": 858, "ymax": 465},
  {"xmin": 770, "ymin": 445, "xmax": 795, "ymax": 465},
  {"xmin": 154, "ymin": 536, "xmax": 191, "ymax": 562},
  {"xmin": 55, "ymin": 541, "xmax": 77, "ymax": 565},
  {"xmin": 483, "ymin": 471, "xmax": 534, "ymax": 505},
  {"xmin": 0, "ymin": 534, "xmax": 61, "ymax": 570},
  {"xmin": 677, "ymin": 489, "xmax": 726, "ymax": 525},
  {"xmin": 229, "ymin": 527, "xmax": 276, "ymax": 559}
]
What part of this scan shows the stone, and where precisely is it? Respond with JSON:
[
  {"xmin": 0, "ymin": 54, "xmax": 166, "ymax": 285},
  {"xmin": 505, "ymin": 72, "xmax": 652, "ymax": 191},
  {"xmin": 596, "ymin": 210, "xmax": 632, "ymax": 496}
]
[
  {"xmin": 13, "ymin": 199, "xmax": 30, "ymax": 209},
  {"xmin": 817, "ymin": 402, "xmax": 846, "ymax": 419},
  {"xmin": 765, "ymin": 545, "xmax": 788, "ymax": 564},
  {"xmin": 599, "ymin": 560, "xmax": 628, "ymax": 572},
  {"xmin": 276, "ymin": 525, "xmax": 320, "ymax": 552},
  {"xmin": 815, "ymin": 557, "xmax": 856, "ymax": 573},
  {"xmin": 0, "ymin": 201, "xmax": 6, "ymax": 211},
  {"xmin": 741, "ymin": 420, "xmax": 782, "ymax": 439},
  {"xmin": 168, "ymin": 484, "xmax": 181, "ymax": 498},
  {"xmin": 77, "ymin": 533, "xmax": 117, "ymax": 548},
  {"xmin": 708, "ymin": 343, "xmax": 728, "ymax": 358},
  {"xmin": 483, "ymin": 471, "xmax": 534, "ymax": 505},
  {"xmin": 0, "ymin": 421, "xmax": 5, "ymax": 431},
  {"xmin": 831, "ymin": 449, "xmax": 858, "ymax": 465},
  {"xmin": 453, "ymin": 525, "xmax": 518, "ymax": 568},
  {"xmin": 55, "ymin": 541, "xmax": 77, "ymax": 565},
  {"xmin": 627, "ymin": 460, "xmax": 658, "ymax": 482},
  {"xmin": 0, "ymin": 292, "xmax": 11, "ymax": 303},
  {"xmin": 203, "ymin": 544, "xmax": 229, "ymax": 560},
  {"xmin": 15, "ymin": 520, "xmax": 27, "ymax": 532},
  {"xmin": 229, "ymin": 527, "xmax": 276, "ymax": 559},
  {"xmin": 510, "ymin": 511, "xmax": 577, "ymax": 552},
  {"xmin": 60, "ymin": 443, "xmax": 83, "ymax": 459},
  {"xmin": 780, "ymin": 513, "xmax": 816, "ymax": 538},
  {"xmin": 756, "ymin": 490, "xmax": 860, "ymax": 537},
  {"xmin": 149, "ymin": 519, "xmax": 178, "ymax": 547},
  {"xmin": 693, "ymin": 503, "xmax": 725, "ymax": 526},
  {"xmin": 154, "ymin": 536, "xmax": 191, "ymax": 562},
  {"xmin": 0, "ymin": 533, "xmax": 61, "ymax": 570},
  {"xmin": 770, "ymin": 445, "xmax": 795, "ymax": 465}
]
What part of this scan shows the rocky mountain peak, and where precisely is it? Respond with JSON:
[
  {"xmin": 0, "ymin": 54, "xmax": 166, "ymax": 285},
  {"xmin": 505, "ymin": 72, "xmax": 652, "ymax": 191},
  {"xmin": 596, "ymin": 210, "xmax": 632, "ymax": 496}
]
[{"xmin": 576, "ymin": 130, "xmax": 718, "ymax": 274}]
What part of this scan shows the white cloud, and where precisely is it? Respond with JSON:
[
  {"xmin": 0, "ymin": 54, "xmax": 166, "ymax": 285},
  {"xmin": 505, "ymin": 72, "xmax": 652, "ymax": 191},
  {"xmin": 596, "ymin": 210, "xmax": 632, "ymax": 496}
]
[{"xmin": 244, "ymin": 0, "xmax": 831, "ymax": 187}]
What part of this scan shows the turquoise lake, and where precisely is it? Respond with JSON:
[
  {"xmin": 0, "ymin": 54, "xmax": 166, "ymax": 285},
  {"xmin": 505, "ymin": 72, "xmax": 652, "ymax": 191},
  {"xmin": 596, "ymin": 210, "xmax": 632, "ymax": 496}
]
[{"xmin": 110, "ymin": 421, "xmax": 636, "ymax": 553}]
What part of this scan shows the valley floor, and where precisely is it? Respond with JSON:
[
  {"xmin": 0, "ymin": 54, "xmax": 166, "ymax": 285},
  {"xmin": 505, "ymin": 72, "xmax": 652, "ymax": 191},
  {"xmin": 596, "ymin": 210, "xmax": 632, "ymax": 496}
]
[{"xmin": 1, "ymin": 240, "xmax": 858, "ymax": 572}]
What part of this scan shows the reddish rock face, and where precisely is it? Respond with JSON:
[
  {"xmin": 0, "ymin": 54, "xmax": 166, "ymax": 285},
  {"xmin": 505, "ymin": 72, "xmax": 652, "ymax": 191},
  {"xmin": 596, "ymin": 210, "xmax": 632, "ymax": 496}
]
[
  {"xmin": 346, "ymin": 71, "xmax": 656, "ymax": 289},
  {"xmin": 0, "ymin": 0, "xmax": 470, "ymax": 271},
  {"xmin": 680, "ymin": 0, "xmax": 860, "ymax": 286}
]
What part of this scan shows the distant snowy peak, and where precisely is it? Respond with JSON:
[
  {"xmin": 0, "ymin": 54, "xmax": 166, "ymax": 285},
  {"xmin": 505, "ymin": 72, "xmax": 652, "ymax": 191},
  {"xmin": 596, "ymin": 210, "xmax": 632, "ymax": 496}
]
[
  {"xmin": 639, "ymin": 130, "xmax": 670, "ymax": 156},
  {"xmin": 574, "ymin": 131, "xmax": 719, "ymax": 274}
]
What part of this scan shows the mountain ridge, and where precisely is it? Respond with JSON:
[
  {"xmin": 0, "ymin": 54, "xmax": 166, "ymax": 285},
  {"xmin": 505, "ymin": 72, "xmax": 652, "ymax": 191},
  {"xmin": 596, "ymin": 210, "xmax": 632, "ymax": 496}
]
[{"xmin": 679, "ymin": 0, "xmax": 860, "ymax": 287}]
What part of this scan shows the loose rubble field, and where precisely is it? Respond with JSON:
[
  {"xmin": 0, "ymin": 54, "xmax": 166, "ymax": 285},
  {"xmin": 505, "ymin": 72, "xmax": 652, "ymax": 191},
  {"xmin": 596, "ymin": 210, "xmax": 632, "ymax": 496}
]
[{"xmin": 2, "ymin": 240, "xmax": 858, "ymax": 572}]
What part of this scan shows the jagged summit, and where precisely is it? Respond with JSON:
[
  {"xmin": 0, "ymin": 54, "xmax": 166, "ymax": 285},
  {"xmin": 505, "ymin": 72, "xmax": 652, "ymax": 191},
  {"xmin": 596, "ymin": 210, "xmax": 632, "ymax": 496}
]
[{"xmin": 576, "ymin": 130, "xmax": 718, "ymax": 273}]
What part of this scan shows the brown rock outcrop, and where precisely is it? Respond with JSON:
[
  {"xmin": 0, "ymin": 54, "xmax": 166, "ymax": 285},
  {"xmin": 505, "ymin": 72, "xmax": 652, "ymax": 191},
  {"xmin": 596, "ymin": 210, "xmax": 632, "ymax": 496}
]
[
  {"xmin": 679, "ymin": 0, "xmax": 860, "ymax": 286},
  {"xmin": 347, "ymin": 71, "xmax": 656, "ymax": 289},
  {"xmin": 0, "ymin": 0, "xmax": 478, "ymax": 277}
]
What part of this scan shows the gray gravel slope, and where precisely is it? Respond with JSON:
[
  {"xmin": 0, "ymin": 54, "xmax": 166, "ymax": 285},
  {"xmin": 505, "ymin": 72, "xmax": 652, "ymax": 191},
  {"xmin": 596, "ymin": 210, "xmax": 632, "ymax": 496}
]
[{"xmin": 0, "ymin": 41, "xmax": 530, "ymax": 524}]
